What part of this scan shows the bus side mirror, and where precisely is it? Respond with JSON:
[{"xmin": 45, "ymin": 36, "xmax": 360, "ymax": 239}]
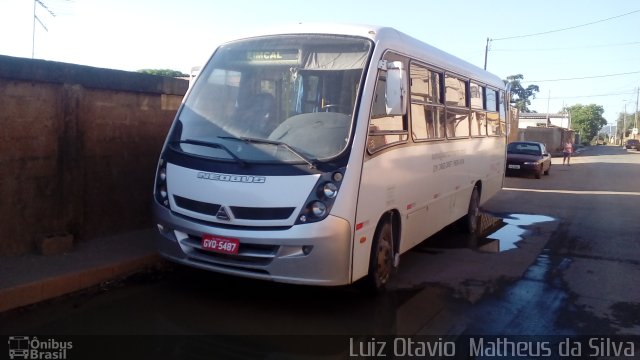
[{"xmin": 385, "ymin": 61, "xmax": 407, "ymax": 116}]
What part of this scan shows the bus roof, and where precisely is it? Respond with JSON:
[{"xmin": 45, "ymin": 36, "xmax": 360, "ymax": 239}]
[{"xmin": 228, "ymin": 23, "xmax": 505, "ymax": 90}]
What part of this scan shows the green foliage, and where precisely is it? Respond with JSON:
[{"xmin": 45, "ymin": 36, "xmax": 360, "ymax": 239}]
[
  {"xmin": 137, "ymin": 69, "xmax": 188, "ymax": 77},
  {"xmin": 504, "ymin": 74, "xmax": 539, "ymax": 113},
  {"xmin": 615, "ymin": 111, "xmax": 639, "ymax": 138},
  {"xmin": 567, "ymin": 104, "xmax": 607, "ymax": 142}
]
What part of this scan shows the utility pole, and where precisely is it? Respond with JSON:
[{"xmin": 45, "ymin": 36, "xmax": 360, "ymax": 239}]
[
  {"xmin": 623, "ymin": 103, "xmax": 627, "ymax": 140},
  {"xmin": 32, "ymin": 0, "xmax": 56, "ymax": 58},
  {"xmin": 546, "ymin": 90, "xmax": 551, "ymax": 126},
  {"xmin": 635, "ymin": 86, "xmax": 639, "ymax": 139},
  {"xmin": 31, "ymin": 0, "xmax": 36, "ymax": 58},
  {"xmin": 483, "ymin": 38, "xmax": 491, "ymax": 70}
]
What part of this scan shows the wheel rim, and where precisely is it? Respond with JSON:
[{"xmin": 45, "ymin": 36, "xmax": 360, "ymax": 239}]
[{"xmin": 376, "ymin": 228, "xmax": 392, "ymax": 285}]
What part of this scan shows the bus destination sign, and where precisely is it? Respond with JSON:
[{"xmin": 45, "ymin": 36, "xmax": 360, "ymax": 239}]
[{"xmin": 244, "ymin": 50, "xmax": 299, "ymax": 64}]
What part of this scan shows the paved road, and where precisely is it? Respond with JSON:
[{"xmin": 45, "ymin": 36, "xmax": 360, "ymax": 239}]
[
  {"xmin": 1, "ymin": 145, "xmax": 638, "ymax": 356},
  {"xmin": 471, "ymin": 145, "xmax": 640, "ymax": 335}
]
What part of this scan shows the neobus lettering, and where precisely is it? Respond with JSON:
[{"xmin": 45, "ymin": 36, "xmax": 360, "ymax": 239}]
[{"xmin": 197, "ymin": 172, "xmax": 266, "ymax": 183}]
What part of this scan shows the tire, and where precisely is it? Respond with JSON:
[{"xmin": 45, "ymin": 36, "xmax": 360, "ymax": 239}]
[
  {"xmin": 364, "ymin": 220, "xmax": 394, "ymax": 292},
  {"xmin": 461, "ymin": 187, "xmax": 480, "ymax": 235},
  {"xmin": 544, "ymin": 163, "xmax": 550, "ymax": 175}
]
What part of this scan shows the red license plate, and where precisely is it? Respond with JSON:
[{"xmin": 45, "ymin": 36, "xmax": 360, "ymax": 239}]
[{"xmin": 201, "ymin": 234, "xmax": 240, "ymax": 255}]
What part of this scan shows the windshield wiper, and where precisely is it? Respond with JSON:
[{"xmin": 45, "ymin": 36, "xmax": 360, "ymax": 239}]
[
  {"xmin": 218, "ymin": 136, "xmax": 316, "ymax": 168},
  {"xmin": 171, "ymin": 139, "xmax": 246, "ymax": 167}
]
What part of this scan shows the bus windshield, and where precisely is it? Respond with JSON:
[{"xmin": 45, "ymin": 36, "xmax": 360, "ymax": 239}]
[{"xmin": 173, "ymin": 35, "xmax": 372, "ymax": 164}]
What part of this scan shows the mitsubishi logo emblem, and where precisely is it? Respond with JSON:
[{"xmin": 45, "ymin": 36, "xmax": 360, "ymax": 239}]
[{"xmin": 216, "ymin": 206, "xmax": 231, "ymax": 221}]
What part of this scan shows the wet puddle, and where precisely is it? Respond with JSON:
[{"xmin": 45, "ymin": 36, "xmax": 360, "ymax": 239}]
[
  {"xmin": 419, "ymin": 213, "xmax": 555, "ymax": 253},
  {"xmin": 484, "ymin": 214, "xmax": 555, "ymax": 251}
]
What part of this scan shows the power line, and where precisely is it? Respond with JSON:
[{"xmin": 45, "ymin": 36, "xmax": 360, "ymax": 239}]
[
  {"xmin": 535, "ymin": 90, "xmax": 637, "ymax": 100},
  {"xmin": 524, "ymin": 70, "xmax": 640, "ymax": 83},
  {"xmin": 491, "ymin": 41, "xmax": 640, "ymax": 52},
  {"xmin": 492, "ymin": 9, "xmax": 640, "ymax": 41}
]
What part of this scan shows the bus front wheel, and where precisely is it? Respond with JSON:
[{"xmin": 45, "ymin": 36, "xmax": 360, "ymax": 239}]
[{"xmin": 364, "ymin": 220, "xmax": 394, "ymax": 292}]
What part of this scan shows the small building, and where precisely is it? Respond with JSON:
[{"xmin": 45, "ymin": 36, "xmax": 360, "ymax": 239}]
[
  {"xmin": 518, "ymin": 113, "xmax": 570, "ymax": 129},
  {"xmin": 512, "ymin": 113, "xmax": 575, "ymax": 156}
]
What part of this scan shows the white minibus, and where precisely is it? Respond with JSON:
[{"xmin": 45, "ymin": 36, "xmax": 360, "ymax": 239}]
[{"xmin": 153, "ymin": 24, "xmax": 508, "ymax": 290}]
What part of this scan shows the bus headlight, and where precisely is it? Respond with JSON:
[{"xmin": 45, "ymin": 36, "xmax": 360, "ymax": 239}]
[
  {"xmin": 311, "ymin": 201, "xmax": 327, "ymax": 217},
  {"xmin": 155, "ymin": 159, "xmax": 170, "ymax": 209},
  {"xmin": 323, "ymin": 182, "xmax": 338, "ymax": 199},
  {"xmin": 295, "ymin": 167, "xmax": 345, "ymax": 225}
]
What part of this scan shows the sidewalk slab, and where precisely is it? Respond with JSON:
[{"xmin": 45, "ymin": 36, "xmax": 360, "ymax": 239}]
[{"xmin": 0, "ymin": 228, "xmax": 163, "ymax": 313}]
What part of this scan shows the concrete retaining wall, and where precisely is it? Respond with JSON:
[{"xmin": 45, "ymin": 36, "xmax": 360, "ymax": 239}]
[
  {"xmin": 517, "ymin": 126, "xmax": 575, "ymax": 156},
  {"xmin": 0, "ymin": 55, "xmax": 187, "ymax": 255}
]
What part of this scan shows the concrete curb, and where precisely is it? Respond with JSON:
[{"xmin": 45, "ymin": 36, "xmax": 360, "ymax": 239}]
[{"xmin": 0, "ymin": 253, "xmax": 162, "ymax": 313}]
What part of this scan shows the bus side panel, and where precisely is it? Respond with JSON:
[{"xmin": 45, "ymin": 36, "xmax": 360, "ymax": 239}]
[
  {"xmin": 445, "ymin": 136, "xmax": 506, "ymax": 225},
  {"xmin": 351, "ymin": 142, "xmax": 459, "ymax": 282},
  {"xmin": 479, "ymin": 136, "xmax": 506, "ymax": 205},
  {"xmin": 351, "ymin": 153, "xmax": 397, "ymax": 283},
  {"xmin": 351, "ymin": 137, "xmax": 504, "ymax": 283}
]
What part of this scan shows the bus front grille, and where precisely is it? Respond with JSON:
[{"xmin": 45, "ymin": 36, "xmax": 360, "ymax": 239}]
[
  {"xmin": 173, "ymin": 195, "xmax": 295, "ymax": 220},
  {"xmin": 230, "ymin": 206, "xmax": 295, "ymax": 220},
  {"xmin": 174, "ymin": 195, "xmax": 220, "ymax": 216}
]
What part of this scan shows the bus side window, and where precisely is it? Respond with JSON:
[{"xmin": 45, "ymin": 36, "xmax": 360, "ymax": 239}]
[
  {"xmin": 487, "ymin": 112, "xmax": 501, "ymax": 136},
  {"xmin": 499, "ymin": 90, "xmax": 507, "ymax": 135},
  {"xmin": 410, "ymin": 63, "xmax": 445, "ymax": 140},
  {"xmin": 444, "ymin": 74, "xmax": 470, "ymax": 138},
  {"xmin": 485, "ymin": 88, "xmax": 500, "ymax": 136},
  {"xmin": 470, "ymin": 83, "xmax": 487, "ymax": 137},
  {"xmin": 368, "ymin": 75, "xmax": 408, "ymax": 152}
]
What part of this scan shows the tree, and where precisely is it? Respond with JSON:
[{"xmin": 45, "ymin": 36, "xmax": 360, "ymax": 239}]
[
  {"xmin": 137, "ymin": 69, "xmax": 188, "ymax": 77},
  {"xmin": 566, "ymin": 104, "xmax": 607, "ymax": 142},
  {"xmin": 616, "ymin": 110, "xmax": 639, "ymax": 138},
  {"xmin": 504, "ymin": 74, "xmax": 539, "ymax": 113}
]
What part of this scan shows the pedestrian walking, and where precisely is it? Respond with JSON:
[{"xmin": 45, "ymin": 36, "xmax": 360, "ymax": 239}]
[{"xmin": 563, "ymin": 140, "xmax": 573, "ymax": 166}]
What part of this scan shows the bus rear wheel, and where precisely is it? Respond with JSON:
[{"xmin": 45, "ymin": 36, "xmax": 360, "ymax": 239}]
[
  {"xmin": 364, "ymin": 220, "xmax": 393, "ymax": 292},
  {"xmin": 461, "ymin": 186, "xmax": 480, "ymax": 235}
]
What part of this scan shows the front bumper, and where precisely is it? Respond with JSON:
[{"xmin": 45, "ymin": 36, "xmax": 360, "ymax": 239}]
[{"xmin": 153, "ymin": 202, "xmax": 353, "ymax": 286}]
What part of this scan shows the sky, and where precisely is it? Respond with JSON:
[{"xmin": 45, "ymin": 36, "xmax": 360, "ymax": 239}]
[{"xmin": 1, "ymin": 0, "xmax": 639, "ymax": 127}]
